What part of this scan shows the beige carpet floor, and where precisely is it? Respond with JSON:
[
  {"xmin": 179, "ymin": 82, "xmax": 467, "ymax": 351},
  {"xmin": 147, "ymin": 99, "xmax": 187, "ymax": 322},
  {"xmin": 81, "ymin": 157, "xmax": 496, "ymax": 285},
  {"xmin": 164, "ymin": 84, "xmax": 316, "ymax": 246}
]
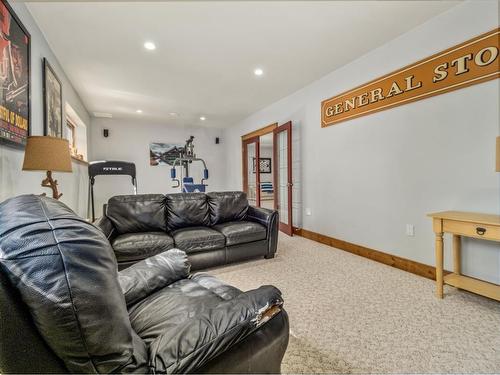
[{"xmin": 209, "ymin": 234, "xmax": 500, "ymax": 374}]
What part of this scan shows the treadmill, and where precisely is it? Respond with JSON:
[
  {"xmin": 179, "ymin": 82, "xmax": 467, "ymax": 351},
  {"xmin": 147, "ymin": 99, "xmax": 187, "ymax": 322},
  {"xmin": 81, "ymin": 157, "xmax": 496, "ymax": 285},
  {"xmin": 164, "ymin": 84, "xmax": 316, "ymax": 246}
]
[{"xmin": 88, "ymin": 160, "xmax": 137, "ymax": 222}]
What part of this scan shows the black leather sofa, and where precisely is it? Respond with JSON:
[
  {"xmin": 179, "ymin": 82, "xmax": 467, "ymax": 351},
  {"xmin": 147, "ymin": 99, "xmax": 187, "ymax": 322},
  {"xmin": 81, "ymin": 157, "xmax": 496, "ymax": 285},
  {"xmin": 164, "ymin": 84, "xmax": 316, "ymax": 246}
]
[
  {"xmin": 95, "ymin": 191, "xmax": 279, "ymax": 270},
  {"xmin": 0, "ymin": 195, "xmax": 289, "ymax": 374}
]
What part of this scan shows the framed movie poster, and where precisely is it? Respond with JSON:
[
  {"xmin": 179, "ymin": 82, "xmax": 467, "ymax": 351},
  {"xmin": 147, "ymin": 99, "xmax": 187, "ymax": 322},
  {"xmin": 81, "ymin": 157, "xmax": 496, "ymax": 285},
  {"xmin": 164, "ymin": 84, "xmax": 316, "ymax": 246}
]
[
  {"xmin": 0, "ymin": 0, "xmax": 31, "ymax": 149},
  {"xmin": 43, "ymin": 58, "xmax": 63, "ymax": 137}
]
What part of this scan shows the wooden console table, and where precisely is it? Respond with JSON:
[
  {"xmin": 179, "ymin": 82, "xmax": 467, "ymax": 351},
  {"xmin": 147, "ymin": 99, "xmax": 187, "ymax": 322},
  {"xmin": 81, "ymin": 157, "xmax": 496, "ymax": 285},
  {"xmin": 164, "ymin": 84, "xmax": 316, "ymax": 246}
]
[{"xmin": 428, "ymin": 211, "xmax": 500, "ymax": 301}]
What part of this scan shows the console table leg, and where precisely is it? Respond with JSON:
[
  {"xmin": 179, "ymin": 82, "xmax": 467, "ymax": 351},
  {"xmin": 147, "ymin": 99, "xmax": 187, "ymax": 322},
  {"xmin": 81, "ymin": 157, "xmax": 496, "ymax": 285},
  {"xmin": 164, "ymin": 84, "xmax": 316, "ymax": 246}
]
[
  {"xmin": 452, "ymin": 235, "xmax": 461, "ymax": 275},
  {"xmin": 435, "ymin": 232, "xmax": 444, "ymax": 298}
]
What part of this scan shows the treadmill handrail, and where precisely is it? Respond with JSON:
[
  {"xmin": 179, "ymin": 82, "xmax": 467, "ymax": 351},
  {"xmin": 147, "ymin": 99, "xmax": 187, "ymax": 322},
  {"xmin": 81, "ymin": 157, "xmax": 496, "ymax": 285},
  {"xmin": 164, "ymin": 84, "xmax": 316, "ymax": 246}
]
[
  {"xmin": 88, "ymin": 160, "xmax": 138, "ymax": 222},
  {"xmin": 89, "ymin": 160, "xmax": 137, "ymax": 179}
]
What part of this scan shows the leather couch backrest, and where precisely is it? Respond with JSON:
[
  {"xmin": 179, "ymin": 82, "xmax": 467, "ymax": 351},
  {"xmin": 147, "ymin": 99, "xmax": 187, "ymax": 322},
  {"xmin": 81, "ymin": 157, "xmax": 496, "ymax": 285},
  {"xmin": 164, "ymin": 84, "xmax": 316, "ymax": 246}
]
[
  {"xmin": 0, "ymin": 195, "xmax": 144, "ymax": 373},
  {"xmin": 207, "ymin": 191, "xmax": 248, "ymax": 225},
  {"xmin": 165, "ymin": 193, "xmax": 210, "ymax": 231},
  {"xmin": 107, "ymin": 194, "xmax": 166, "ymax": 234},
  {"xmin": 0, "ymin": 270, "xmax": 68, "ymax": 373}
]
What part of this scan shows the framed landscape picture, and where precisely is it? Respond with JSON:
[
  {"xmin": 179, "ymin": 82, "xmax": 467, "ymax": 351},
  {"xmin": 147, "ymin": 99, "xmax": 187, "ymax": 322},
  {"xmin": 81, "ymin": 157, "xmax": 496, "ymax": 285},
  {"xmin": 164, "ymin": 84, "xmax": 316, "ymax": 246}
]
[
  {"xmin": 43, "ymin": 58, "xmax": 63, "ymax": 137},
  {"xmin": 0, "ymin": 0, "xmax": 31, "ymax": 149},
  {"xmin": 149, "ymin": 142, "xmax": 184, "ymax": 166}
]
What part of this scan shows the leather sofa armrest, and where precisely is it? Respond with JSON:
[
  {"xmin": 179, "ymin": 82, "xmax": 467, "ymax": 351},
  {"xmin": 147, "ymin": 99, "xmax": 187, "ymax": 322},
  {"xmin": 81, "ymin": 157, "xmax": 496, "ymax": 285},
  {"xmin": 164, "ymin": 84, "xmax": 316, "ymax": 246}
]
[
  {"xmin": 195, "ymin": 308, "xmax": 290, "ymax": 374},
  {"xmin": 246, "ymin": 206, "xmax": 279, "ymax": 257},
  {"xmin": 246, "ymin": 206, "xmax": 276, "ymax": 226},
  {"xmin": 118, "ymin": 249, "xmax": 190, "ymax": 306},
  {"xmin": 93, "ymin": 214, "xmax": 116, "ymax": 242},
  {"xmin": 148, "ymin": 285, "xmax": 284, "ymax": 374}
]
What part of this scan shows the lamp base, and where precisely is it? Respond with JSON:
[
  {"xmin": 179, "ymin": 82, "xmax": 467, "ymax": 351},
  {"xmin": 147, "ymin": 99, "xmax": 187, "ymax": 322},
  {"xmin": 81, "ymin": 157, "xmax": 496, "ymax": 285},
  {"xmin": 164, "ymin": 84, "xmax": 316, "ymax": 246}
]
[{"xmin": 41, "ymin": 170, "xmax": 63, "ymax": 200}]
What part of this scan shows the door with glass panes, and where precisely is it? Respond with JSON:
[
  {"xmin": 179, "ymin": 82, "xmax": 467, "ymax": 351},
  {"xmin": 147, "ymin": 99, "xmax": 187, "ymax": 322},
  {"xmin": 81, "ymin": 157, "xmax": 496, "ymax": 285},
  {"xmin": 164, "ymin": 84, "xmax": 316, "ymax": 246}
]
[
  {"xmin": 242, "ymin": 123, "xmax": 293, "ymax": 236},
  {"xmin": 273, "ymin": 122, "xmax": 293, "ymax": 236},
  {"xmin": 242, "ymin": 136, "xmax": 260, "ymax": 207}
]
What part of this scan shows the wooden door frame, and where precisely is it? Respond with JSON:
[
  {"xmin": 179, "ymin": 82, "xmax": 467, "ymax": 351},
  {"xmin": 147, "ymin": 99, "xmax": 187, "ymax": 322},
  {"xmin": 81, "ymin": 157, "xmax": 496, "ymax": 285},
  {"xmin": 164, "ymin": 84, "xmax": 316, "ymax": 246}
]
[
  {"xmin": 242, "ymin": 136, "xmax": 261, "ymax": 207},
  {"xmin": 273, "ymin": 121, "xmax": 293, "ymax": 236},
  {"xmin": 241, "ymin": 122, "xmax": 278, "ymax": 141}
]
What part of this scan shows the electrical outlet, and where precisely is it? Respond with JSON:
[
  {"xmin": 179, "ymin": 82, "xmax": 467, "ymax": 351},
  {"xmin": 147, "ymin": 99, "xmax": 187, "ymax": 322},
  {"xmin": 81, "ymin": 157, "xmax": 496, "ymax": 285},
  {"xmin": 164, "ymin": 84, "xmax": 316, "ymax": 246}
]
[
  {"xmin": 406, "ymin": 224, "xmax": 415, "ymax": 237},
  {"xmin": 305, "ymin": 208, "xmax": 312, "ymax": 216}
]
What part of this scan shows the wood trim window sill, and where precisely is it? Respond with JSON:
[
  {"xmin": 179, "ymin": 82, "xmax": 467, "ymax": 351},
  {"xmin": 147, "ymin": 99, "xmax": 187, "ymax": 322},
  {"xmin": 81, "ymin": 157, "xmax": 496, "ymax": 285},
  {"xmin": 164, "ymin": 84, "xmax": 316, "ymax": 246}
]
[{"xmin": 71, "ymin": 156, "xmax": 89, "ymax": 165}]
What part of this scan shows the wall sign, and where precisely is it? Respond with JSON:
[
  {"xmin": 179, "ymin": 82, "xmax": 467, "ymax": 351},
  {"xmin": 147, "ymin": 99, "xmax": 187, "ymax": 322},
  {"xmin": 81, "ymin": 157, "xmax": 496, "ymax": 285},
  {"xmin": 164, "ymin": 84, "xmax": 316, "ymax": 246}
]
[{"xmin": 321, "ymin": 28, "xmax": 500, "ymax": 127}]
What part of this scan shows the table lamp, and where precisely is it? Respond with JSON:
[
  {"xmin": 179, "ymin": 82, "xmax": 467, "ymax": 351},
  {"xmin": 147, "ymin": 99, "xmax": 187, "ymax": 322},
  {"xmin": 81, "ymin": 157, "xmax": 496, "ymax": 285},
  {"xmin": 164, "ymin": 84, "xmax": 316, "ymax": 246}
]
[
  {"xmin": 22, "ymin": 136, "xmax": 73, "ymax": 199},
  {"xmin": 496, "ymin": 136, "xmax": 500, "ymax": 172}
]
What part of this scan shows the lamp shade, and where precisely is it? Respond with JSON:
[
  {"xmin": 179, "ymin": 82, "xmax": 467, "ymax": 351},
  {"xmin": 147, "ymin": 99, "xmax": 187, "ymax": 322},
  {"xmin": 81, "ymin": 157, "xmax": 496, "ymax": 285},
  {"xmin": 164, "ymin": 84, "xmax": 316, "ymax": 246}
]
[
  {"xmin": 496, "ymin": 136, "xmax": 500, "ymax": 172},
  {"xmin": 22, "ymin": 136, "xmax": 72, "ymax": 172}
]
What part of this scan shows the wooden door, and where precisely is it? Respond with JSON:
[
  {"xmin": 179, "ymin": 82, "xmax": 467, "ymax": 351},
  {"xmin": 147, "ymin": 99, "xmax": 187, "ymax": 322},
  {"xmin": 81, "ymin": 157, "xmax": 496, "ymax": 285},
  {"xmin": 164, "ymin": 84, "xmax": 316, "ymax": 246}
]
[{"xmin": 273, "ymin": 121, "xmax": 293, "ymax": 235}]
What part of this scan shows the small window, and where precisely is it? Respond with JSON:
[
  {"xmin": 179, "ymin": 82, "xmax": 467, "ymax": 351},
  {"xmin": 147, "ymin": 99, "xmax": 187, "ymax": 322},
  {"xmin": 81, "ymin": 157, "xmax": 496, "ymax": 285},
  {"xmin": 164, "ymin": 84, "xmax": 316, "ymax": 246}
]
[
  {"xmin": 65, "ymin": 103, "xmax": 88, "ymax": 162},
  {"xmin": 66, "ymin": 119, "xmax": 76, "ymax": 156}
]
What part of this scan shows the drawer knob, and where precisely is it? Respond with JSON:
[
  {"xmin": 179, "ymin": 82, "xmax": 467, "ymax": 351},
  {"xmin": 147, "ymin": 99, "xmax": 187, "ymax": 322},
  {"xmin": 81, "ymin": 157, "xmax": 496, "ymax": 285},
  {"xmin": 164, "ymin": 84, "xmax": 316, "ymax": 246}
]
[{"xmin": 476, "ymin": 227, "xmax": 487, "ymax": 236}]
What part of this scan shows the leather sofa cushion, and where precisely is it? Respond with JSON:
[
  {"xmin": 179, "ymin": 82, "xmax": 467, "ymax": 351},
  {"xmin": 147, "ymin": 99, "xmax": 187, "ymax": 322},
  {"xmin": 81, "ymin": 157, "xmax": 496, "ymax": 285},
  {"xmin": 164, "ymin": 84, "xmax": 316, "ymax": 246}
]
[
  {"xmin": 207, "ymin": 191, "xmax": 248, "ymax": 225},
  {"xmin": 0, "ymin": 195, "xmax": 146, "ymax": 373},
  {"xmin": 107, "ymin": 194, "xmax": 166, "ymax": 234},
  {"xmin": 188, "ymin": 249, "xmax": 226, "ymax": 272},
  {"xmin": 172, "ymin": 227, "xmax": 225, "ymax": 253},
  {"xmin": 213, "ymin": 221, "xmax": 267, "ymax": 246},
  {"xmin": 128, "ymin": 274, "xmax": 241, "ymax": 345},
  {"xmin": 112, "ymin": 232, "xmax": 174, "ymax": 262},
  {"xmin": 165, "ymin": 193, "xmax": 210, "ymax": 231}
]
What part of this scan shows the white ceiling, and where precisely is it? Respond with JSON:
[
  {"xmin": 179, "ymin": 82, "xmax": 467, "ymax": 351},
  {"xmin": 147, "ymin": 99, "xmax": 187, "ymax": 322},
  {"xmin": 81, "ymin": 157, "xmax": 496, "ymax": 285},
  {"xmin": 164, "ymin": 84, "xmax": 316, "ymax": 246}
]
[{"xmin": 26, "ymin": 1, "xmax": 461, "ymax": 128}]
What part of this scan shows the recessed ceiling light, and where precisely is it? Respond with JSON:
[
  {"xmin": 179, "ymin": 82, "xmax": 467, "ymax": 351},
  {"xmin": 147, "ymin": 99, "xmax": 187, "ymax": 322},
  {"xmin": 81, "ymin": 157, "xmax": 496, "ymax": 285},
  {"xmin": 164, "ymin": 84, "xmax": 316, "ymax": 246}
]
[
  {"xmin": 169, "ymin": 112, "xmax": 179, "ymax": 117},
  {"xmin": 199, "ymin": 116, "xmax": 206, "ymax": 121},
  {"xmin": 254, "ymin": 68, "xmax": 264, "ymax": 76},
  {"xmin": 136, "ymin": 109, "xmax": 143, "ymax": 113},
  {"xmin": 144, "ymin": 41, "xmax": 156, "ymax": 50}
]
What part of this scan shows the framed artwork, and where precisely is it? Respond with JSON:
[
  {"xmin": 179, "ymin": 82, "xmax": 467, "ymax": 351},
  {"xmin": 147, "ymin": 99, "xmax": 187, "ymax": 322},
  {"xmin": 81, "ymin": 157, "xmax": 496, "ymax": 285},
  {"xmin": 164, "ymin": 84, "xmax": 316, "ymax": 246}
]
[
  {"xmin": 149, "ymin": 142, "xmax": 184, "ymax": 166},
  {"xmin": 253, "ymin": 157, "xmax": 272, "ymax": 174},
  {"xmin": 43, "ymin": 58, "xmax": 63, "ymax": 137},
  {"xmin": 0, "ymin": 0, "xmax": 31, "ymax": 149}
]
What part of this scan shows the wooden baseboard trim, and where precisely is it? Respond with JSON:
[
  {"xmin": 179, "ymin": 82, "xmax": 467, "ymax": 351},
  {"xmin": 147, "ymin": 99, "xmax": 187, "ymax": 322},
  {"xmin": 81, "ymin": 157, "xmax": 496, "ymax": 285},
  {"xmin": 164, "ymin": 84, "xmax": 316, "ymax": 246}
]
[{"xmin": 293, "ymin": 227, "xmax": 437, "ymax": 280}]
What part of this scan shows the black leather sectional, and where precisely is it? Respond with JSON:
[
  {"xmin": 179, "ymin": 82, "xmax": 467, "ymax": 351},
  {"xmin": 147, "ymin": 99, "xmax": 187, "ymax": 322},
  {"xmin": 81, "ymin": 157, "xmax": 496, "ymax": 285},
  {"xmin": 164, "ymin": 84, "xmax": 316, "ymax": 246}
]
[
  {"xmin": 96, "ymin": 191, "xmax": 279, "ymax": 270},
  {"xmin": 0, "ymin": 195, "xmax": 289, "ymax": 374}
]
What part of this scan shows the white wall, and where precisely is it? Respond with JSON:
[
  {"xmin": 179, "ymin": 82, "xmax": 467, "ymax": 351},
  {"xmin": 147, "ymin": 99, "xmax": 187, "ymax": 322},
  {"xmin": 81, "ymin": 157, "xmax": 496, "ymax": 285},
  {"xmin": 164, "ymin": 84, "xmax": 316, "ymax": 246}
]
[
  {"xmin": 89, "ymin": 118, "xmax": 226, "ymax": 214},
  {"xmin": 224, "ymin": 1, "xmax": 500, "ymax": 283},
  {"xmin": 0, "ymin": 3, "xmax": 90, "ymax": 217}
]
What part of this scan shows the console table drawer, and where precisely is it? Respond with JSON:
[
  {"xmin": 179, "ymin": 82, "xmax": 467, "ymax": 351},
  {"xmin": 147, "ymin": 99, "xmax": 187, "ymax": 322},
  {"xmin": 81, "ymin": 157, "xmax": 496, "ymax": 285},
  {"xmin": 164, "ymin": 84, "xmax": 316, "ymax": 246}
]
[{"xmin": 442, "ymin": 220, "xmax": 500, "ymax": 241}]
